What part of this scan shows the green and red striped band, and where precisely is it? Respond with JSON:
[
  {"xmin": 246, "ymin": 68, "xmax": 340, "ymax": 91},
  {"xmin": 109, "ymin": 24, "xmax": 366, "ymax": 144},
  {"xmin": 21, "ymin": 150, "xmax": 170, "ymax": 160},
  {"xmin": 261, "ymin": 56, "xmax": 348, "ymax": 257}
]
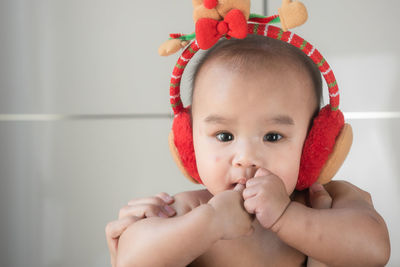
[{"xmin": 170, "ymin": 18, "xmax": 340, "ymax": 115}]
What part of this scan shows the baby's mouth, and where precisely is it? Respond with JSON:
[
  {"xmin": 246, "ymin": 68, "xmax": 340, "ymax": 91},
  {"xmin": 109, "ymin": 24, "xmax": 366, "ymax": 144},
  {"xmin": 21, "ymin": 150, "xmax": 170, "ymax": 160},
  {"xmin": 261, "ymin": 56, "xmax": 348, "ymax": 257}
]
[
  {"xmin": 228, "ymin": 183, "xmax": 237, "ymax": 190},
  {"xmin": 237, "ymin": 178, "xmax": 247, "ymax": 184},
  {"xmin": 230, "ymin": 178, "xmax": 247, "ymax": 190}
]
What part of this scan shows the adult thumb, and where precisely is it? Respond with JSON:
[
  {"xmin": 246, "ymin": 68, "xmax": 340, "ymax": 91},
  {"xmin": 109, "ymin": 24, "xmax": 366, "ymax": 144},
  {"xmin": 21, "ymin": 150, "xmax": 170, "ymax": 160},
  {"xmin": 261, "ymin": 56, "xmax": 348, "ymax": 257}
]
[{"xmin": 309, "ymin": 183, "xmax": 332, "ymax": 209}]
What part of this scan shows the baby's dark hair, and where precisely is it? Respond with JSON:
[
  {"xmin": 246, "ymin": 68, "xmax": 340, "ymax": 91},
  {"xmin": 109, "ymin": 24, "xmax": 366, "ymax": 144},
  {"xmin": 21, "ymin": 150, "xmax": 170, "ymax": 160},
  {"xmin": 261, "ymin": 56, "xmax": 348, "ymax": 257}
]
[{"xmin": 189, "ymin": 34, "xmax": 323, "ymax": 110}]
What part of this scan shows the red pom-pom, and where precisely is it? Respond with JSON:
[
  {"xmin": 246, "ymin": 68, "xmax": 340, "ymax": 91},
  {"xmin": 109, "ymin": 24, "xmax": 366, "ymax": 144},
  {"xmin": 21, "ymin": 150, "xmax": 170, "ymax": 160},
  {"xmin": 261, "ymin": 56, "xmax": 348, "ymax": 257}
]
[
  {"xmin": 204, "ymin": 0, "xmax": 218, "ymax": 9},
  {"xmin": 217, "ymin": 21, "xmax": 228, "ymax": 35}
]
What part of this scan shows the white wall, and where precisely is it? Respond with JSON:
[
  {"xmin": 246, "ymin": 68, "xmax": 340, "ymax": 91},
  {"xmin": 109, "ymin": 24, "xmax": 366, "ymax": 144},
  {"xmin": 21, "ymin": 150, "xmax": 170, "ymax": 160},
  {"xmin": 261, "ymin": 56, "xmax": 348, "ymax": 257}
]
[{"xmin": 0, "ymin": 0, "xmax": 399, "ymax": 266}]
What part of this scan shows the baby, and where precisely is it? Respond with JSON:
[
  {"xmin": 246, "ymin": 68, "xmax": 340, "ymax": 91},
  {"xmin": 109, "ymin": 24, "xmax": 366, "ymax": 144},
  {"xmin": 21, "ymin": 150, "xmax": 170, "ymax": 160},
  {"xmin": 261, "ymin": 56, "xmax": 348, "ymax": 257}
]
[{"xmin": 106, "ymin": 35, "xmax": 390, "ymax": 266}]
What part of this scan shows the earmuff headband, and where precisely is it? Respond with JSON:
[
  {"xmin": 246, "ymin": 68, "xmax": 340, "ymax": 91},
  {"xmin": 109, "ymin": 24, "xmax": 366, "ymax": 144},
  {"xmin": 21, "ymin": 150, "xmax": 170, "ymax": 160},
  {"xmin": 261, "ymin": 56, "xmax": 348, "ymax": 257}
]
[
  {"xmin": 170, "ymin": 41, "xmax": 200, "ymax": 115},
  {"xmin": 168, "ymin": 16, "xmax": 351, "ymax": 190},
  {"xmin": 170, "ymin": 22, "xmax": 340, "ymax": 116}
]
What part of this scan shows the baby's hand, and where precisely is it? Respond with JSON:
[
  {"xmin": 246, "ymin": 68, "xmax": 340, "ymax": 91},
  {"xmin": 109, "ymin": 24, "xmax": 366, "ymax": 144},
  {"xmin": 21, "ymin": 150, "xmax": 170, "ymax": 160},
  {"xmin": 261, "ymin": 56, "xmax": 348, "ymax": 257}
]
[
  {"xmin": 105, "ymin": 192, "xmax": 176, "ymax": 267},
  {"xmin": 208, "ymin": 184, "xmax": 254, "ymax": 240},
  {"xmin": 243, "ymin": 168, "xmax": 290, "ymax": 230}
]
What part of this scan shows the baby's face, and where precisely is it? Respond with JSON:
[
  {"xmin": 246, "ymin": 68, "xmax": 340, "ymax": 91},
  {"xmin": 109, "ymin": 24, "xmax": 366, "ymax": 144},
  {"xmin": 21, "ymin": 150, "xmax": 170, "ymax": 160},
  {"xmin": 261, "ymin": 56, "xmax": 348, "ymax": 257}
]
[{"xmin": 192, "ymin": 60, "xmax": 317, "ymax": 195}]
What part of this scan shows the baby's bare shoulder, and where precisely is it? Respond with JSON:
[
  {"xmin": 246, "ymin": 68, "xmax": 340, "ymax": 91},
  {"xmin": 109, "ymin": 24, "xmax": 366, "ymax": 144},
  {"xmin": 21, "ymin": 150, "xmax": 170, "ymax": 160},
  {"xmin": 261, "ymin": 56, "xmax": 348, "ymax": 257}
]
[{"xmin": 171, "ymin": 189, "xmax": 213, "ymax": 216}]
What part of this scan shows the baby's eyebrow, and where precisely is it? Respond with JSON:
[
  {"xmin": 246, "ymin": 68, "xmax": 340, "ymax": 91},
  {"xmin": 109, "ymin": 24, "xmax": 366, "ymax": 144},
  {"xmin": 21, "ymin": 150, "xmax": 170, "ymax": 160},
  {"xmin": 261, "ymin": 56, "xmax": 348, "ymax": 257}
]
[
  {"xmin": 204, "ymin": 114, "xmax": 294, "ymax": 125},
  {"xmin": 267, "ymin": 115, "xmax": 295, "ymax": 125},
  {"xmin": 204, "ymin": 114, "xmax": 233, "ymax": 124}
]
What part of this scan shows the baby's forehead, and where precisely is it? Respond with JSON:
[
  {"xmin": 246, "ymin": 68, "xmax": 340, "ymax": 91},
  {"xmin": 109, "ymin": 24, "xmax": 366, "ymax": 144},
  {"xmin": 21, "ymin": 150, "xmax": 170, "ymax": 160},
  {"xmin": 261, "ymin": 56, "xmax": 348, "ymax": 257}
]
[
  {"xmin": 190, "ymin": 36, "xmax": 322, "ymax": 111},
  {"xmin": 194, "ymin": 62, "xmax": 313, "ymax": 101},
  {"xmin": 215, "ymin": 55, "xmax": 305, "ymax": 75},
  {"xmin": 191, "ymin": 56, "xmax": 318, "ymax": 118},
  {"xmin": 194, "ymin": 55, "xmax": 314, "ymax": 94}
]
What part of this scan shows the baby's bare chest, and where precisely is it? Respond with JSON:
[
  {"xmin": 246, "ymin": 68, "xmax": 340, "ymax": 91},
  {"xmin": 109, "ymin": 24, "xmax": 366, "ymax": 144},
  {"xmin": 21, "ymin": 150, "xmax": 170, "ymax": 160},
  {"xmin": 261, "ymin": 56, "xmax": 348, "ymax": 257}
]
[{"xmin": 190, "ymin": 227, "xmax": 306, "ymax": 267}]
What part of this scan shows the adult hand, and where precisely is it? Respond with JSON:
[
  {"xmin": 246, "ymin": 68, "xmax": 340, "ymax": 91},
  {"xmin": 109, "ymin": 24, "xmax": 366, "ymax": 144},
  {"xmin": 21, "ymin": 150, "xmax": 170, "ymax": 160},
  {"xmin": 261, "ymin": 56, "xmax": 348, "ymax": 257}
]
[
  {"xmin": 105, "ymin": 192, "xmax": 176, "ymax": 267},
  {"xmin": 308, "ymin": 182, "xmax": 332, "ymax": 209}
]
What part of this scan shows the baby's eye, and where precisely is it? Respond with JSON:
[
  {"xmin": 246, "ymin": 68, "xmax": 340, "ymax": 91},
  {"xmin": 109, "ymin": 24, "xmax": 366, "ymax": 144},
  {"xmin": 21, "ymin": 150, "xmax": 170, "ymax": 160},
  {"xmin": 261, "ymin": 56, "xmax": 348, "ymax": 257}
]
[
  {"xmin": 263, "ymin": 133, "xmax": 283, "ymax": 142},
  {"xmin": 216, "ymin": 132, "xmax": 234, "ymax": 142}
]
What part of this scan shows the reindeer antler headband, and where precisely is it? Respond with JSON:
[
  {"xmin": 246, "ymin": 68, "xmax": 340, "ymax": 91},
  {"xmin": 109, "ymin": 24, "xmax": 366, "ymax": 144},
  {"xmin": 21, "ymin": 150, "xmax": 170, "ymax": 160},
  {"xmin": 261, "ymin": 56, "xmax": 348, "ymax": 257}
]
[{"xmin": 161, "ymin": 0, "xmax": 352, "ymax": 190}]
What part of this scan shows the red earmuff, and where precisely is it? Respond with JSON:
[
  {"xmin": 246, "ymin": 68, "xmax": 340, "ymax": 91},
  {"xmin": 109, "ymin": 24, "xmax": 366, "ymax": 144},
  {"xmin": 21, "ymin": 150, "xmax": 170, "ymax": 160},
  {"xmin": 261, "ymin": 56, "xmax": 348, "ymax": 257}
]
[{"xmin": 168, "ymin": 21, "xmax": 352, "ymax": 190}]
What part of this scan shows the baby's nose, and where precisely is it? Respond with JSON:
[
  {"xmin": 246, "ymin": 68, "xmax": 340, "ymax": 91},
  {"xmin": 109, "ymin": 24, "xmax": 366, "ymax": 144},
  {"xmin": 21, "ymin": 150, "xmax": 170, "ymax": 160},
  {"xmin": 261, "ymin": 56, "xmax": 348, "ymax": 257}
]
[
  {"xmin": 232, "ymin": 148, "xmax": 262, "ymax": 169},
  {"xmin": 234, "ymin": 161, "xmax": 257, "ymax": 168}
]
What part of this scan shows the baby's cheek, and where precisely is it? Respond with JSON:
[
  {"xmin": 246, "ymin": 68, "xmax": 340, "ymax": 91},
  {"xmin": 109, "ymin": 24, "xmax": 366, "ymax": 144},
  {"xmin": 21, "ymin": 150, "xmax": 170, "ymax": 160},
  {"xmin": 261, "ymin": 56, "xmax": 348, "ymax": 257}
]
[
  {"xmin": 289, "ymin": 164, "xmax": 301, "ymax": 193},
  {"xmin": 284, "ymin": 173, "xmax": 298, "ymax": 195},
  {"xmin": 274, "ymin": 159, "xmax": 300, "ymax": 195}
]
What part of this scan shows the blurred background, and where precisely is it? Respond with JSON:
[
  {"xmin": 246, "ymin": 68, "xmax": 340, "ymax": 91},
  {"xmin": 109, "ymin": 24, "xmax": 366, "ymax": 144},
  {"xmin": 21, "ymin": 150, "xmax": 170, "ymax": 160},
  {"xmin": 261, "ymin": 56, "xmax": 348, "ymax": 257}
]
[{"xmin": 1, "ymin": 0, "xmax": 399, "ymax": 266}]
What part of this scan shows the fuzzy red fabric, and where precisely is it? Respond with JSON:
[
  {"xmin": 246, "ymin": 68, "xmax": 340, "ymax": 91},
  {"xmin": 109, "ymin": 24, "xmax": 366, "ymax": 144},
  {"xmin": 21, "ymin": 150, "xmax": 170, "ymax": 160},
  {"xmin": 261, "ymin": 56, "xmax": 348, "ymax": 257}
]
[
  {"xmin": 204, "ymin": 0, "xmax": 218, "ymax": 9},
  {"xmin": 172, "ymin": 108, "xmax": 202, "ymax": 183},
  {"xmin": 195, "ymin": 9, "xmax": 247, "ymax": 50},
  {"xmin": 296, "ymin": 105, "xmax": 344, "ymax": 190}
]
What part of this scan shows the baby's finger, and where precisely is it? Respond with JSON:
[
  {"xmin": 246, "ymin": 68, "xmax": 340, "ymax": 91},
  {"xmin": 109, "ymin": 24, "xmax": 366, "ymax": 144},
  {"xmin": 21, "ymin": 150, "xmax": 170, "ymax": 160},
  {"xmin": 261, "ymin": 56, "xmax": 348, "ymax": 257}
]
[
  {"xmin": 242, "ymin": 186, "xmax": 258, "ymax": 200},
  {"xmin": 243, "ymin": 197, "xmax": 257, "ymax": 214},
  {"xmin": 156, "ymin": 192, "xmax": 175, "ymax": 205},
  {"xmin": 119, "ymin": 204, "xmax": 176, "ymax": 219},
  {"xmin": 246, "ymin": 176, "xmax": 264, "ymax": 187},
  {"xmin": 233, "ymin": 183, "xmax": 245, "ymax": 193},
  {"xmin": 254, "ymin": 168, "xmax": 271, "ymax": 177}
]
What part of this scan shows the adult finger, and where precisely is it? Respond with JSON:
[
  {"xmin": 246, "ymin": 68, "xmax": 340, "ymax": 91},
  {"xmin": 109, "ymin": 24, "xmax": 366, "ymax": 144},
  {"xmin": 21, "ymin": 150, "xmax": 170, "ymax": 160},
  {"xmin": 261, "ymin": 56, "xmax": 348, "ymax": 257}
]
[
  {"xmin": 309, "ymin": 183, "xmax": 332, "ymax": 209},
  {"xmin": 106, "ymin": 216, "xmax": 140, "ymax": 241},
  {"xmin": 340, "ymin": 181, "xmax": 373, "ymax": 205},
  {"xmin": 324, "ymin": 181, "xmax": 374, "ymax": 208},
  {"xmin": 127, "ymin": 196, "xmax": 167, "ymax": 206},
  {"xmin": 105, "ymin": 216, "xmax": 140, "ymax": 267},
  {"xmin": 119, "ymin": 203, "xmax": 176, "ymax": 219},
  {"xmin": 105, "ymin": 217, "xmax": 140, "ymax": 250},
  {"xmin": 155, "ymin": 192, "xmax": 175, "ymax": 205}
]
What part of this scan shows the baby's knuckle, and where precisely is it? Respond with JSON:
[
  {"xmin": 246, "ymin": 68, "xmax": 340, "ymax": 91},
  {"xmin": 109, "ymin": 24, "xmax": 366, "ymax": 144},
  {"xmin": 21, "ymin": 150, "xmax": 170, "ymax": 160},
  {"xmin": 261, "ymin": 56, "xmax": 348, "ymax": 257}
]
[
  {"xmin": 243, "ymin": 200, "xmax": 253, "ymax": 212},
  {"xmin": 257, "ymin": 190, "xmax": 268, "ymax": 200}
]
